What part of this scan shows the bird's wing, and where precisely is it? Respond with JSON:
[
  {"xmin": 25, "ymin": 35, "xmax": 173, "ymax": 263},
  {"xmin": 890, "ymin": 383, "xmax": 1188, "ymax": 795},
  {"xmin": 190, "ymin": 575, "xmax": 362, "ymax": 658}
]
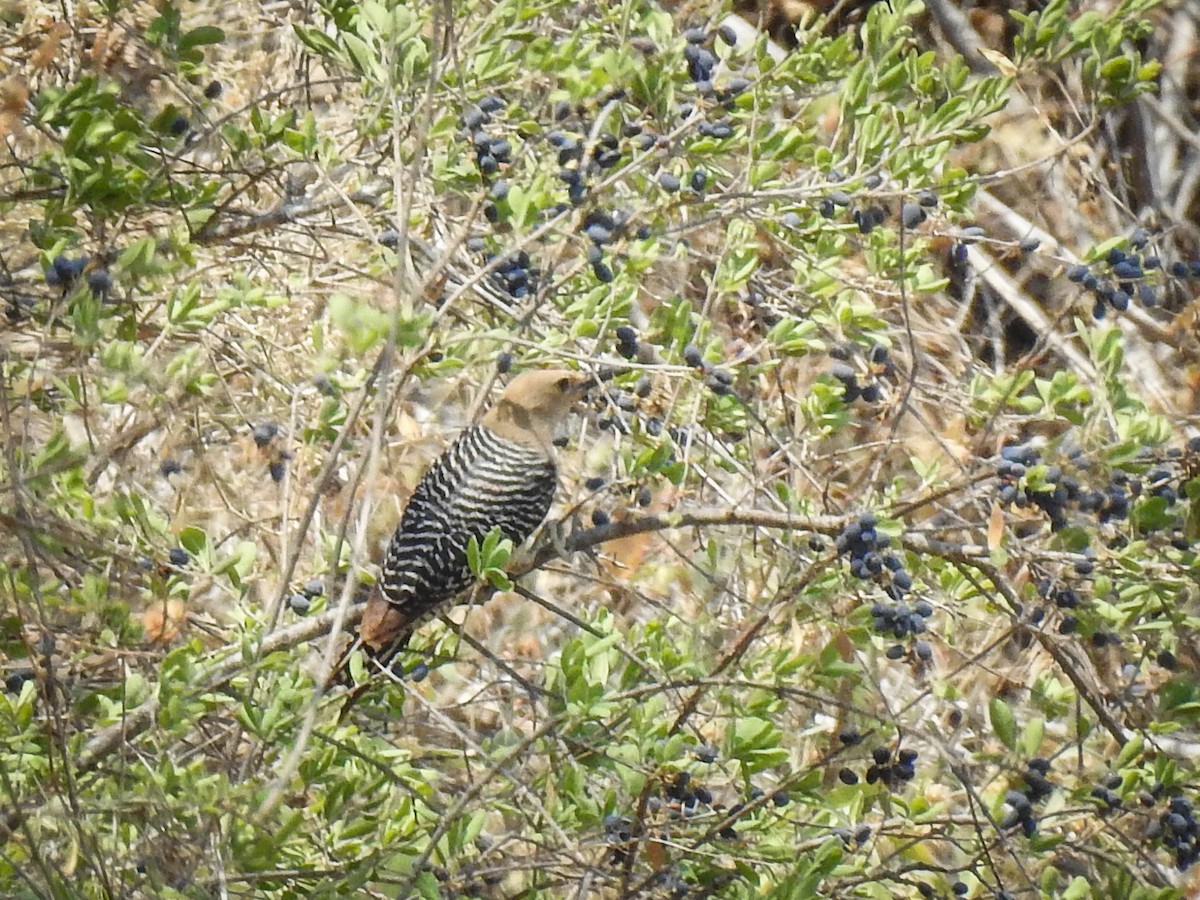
[{"xmin": 369, "ymin": 426, "xmax": 556, "ymax": 652}]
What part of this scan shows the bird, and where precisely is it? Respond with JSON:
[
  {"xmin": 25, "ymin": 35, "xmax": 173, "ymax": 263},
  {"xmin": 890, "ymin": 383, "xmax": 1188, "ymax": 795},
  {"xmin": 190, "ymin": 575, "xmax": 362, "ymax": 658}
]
[{"xmin": 346, "ymin": 368, "xmax": 593, "ymax": 688}]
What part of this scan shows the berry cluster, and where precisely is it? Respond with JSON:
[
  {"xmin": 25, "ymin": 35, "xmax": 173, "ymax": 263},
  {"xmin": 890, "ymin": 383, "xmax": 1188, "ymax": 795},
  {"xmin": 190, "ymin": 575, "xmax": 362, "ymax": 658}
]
[
  {"xmin": 548, "ymin": 118, "xmax": 634, "ymax": 219},
  {"xmin": 815, "ymin": 179, "xmax": 944, "ymax": 238},
  {"xmin": 462, "ymin": 94, "xmax": 511, "ymax": 178},
  {"xmin": 864, "ymin": 745, "xmax": 918, "ymax": 788},
  {"xmin": 641, "ymin": 771, "xmax": 722, "ymax": 831},
  {"xmin": 43, "ymin": 255, "xmax": 88, "ymax": 289},
  {"xmin": 1149, "ymin": 795, "xmax": 1200, "ymax": 870},
  {"xmin": 1065, "ymin": 232, "xmax": 1166, "ymax": 317},
  {"xmin": 835, "ymin": 515, "xmax": 932, "ymax": 660},
  {"xmin": 829, "ymin": 343, "xmax": 894, "ymax": 405},
  {"xmin": 835, "ymin": 514, "xmax": 891, "ymax": 579},
  {"xmin": 995, "ymin": 443, "xmax": 1134, "ymax": 532},
  {"xmin": 475, "ymin": 248, "xmax": 539, "ymax": 301},
  {"xmin": 995, "ymin": 444, "xmax": 1078, "ymax": 531},
  {"xmin": 615, "ymin": 326, "xmax": 638, "ymax": 360},
  {"xmin": 999, "ymin": 758, "xmax": 1055, "ymax": 836},
  {"xmin": 1023, "ymin": 756, "xmax": 1055, "ymax": 803},
  {"xmin": 287, "ymin": 578, "xmax": 324, "ymax": 615},
  {"xmin": 680, "ymin": 342, "xmax": 736, "ymax": 396},
  {"xmin": 1090, "ymin": 771, "xmax": 1124, "ymax": 813},
  {"xmin": 678, "ymin": 27, "xmax": 740, "ymax": 140},
  {"xmin": 1001, "ymin": 789, "xmax": 1038, "ymax": 837},
  {"xmin": 581, "ymin": 209, "xmax": 633, "ymax": 284},
  {"xmin": 996, "ymin": 441, "xmax": 1200, "ymax": 548},
  {"xmin": 869, "ymin": 600, "xmax": 933, "ymax": 661}
]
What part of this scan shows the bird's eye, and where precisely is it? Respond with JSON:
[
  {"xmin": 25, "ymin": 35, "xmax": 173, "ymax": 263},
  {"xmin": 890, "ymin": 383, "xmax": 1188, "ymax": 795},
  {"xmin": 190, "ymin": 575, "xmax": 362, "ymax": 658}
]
[{"xmin": 556, "ymin": 376, "xmax": 573, "ymax": 391}]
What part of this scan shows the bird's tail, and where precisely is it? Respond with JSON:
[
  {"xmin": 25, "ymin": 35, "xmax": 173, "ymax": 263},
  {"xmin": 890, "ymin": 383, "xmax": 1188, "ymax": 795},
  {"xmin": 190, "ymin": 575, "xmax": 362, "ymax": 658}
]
[{"xmin": 334, "ymin": 590, "xmax": 415, "ymax": 723}]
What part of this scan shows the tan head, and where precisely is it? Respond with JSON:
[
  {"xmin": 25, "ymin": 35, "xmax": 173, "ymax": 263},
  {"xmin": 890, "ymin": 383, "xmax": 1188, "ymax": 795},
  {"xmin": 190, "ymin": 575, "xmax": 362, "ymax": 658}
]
[{"xmin": 480, "ymin": 369, "xmax": 592, "ymax": 451}]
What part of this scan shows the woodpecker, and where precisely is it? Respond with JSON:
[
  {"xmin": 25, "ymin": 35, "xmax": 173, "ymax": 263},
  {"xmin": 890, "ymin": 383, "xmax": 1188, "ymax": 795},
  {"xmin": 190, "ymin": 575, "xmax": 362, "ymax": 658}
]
[{"xmin": 354, "ymin": 368, "xmax": 592, "ymax": 673}]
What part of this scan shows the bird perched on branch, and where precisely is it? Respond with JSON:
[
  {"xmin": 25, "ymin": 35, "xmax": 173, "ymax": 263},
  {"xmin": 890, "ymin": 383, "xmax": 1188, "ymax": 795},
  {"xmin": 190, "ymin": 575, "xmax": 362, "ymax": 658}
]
[{"xmin": 347, "ymin": 369, "xmax": 593, "ymax": 686}]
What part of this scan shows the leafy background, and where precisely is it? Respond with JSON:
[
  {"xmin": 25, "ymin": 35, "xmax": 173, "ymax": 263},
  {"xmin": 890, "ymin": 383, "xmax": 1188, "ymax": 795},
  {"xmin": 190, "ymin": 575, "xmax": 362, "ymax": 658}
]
[{"xmin": 1, "ymin": 0, "xmax": 1199, "ymax": 897}]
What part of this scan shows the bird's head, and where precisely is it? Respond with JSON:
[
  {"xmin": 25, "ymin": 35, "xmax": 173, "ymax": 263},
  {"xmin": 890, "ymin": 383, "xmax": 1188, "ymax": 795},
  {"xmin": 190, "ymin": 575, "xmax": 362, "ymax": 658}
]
[{"xmin": 482, "ymin": 368, "xmax": 593, "ymax": 450}]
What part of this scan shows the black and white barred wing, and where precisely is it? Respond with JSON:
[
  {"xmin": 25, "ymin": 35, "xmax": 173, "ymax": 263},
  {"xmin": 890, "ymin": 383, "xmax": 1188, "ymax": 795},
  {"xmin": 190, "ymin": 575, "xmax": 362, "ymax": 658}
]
[{"xmin": 378, "ymin": 425, "xmax": 557, "ymax": 628}]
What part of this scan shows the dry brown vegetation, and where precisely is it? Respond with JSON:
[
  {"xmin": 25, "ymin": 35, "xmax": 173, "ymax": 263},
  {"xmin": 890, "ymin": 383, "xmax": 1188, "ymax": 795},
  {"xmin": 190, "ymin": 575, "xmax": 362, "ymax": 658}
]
[{"xmin": 2, "ymin": 0, "xmax": 1200, "ymax": 897}]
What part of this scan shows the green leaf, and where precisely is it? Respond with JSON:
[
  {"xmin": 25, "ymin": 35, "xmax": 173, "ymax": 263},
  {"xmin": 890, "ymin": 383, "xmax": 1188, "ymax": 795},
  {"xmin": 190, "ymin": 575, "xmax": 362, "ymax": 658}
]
[
  {"xmin": 178, "ymin": 526, "xmax": 207, "ymax": 556},
  {"xmin": 179, "ymin": 25, "xmax": 225, "ymax": 53},
  {"xmin": 990, "ymin": 697, "xmax": 1017, "ymax": 750},
  {"xmin": 1062, "ymin": 875, "xmax": 1092, "ymax": 900}
]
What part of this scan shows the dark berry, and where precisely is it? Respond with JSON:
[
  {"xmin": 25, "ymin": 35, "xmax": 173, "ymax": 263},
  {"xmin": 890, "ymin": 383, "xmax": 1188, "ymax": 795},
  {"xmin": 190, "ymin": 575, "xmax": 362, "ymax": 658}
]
[
  {"xmin": 288, "ymin": 593, "xmax": 311, "ymax": 614},
  {"xmin": 839, "ymin": 727, "xmax": 862, "ymax": 746},
  {"xmin": 585, "ymin": 223, "xmax": 613, "ymax": 244},
  {"xmin": 252, "ymin": 422, "xmax": 279, "ymax": 448},
  {"xmin": 5, "ymin": 669, "xmax": 34, "ymax": 694},
  {"xmin": 1112, "ymin": 260, "xmax": 1142, "ymax": 280},
  {"xmin": 87, "ymin": 269, "xmax": 113, "ymax": 296},
  {"xmin": 168, "ymin": 548, "xmax": 190, "ymax": 567},
  {"xmin": 901, "ymin": 202, "xmax": 926, "ymax": 229}
]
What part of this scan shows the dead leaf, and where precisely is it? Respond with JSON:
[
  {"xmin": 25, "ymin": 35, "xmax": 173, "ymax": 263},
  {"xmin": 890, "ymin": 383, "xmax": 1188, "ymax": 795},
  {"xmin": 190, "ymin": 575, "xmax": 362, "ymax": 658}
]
[
  {"xmin": 979, "ymin": 48, "xmax": 1018, "ymax": 78},
  {"xmin": 143, "ymin": 599, "xmax": 187, "ymax": 643},
  {"xmin": 987, "ymin": 502, "xmax": 1005, "ymax": 551}
]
